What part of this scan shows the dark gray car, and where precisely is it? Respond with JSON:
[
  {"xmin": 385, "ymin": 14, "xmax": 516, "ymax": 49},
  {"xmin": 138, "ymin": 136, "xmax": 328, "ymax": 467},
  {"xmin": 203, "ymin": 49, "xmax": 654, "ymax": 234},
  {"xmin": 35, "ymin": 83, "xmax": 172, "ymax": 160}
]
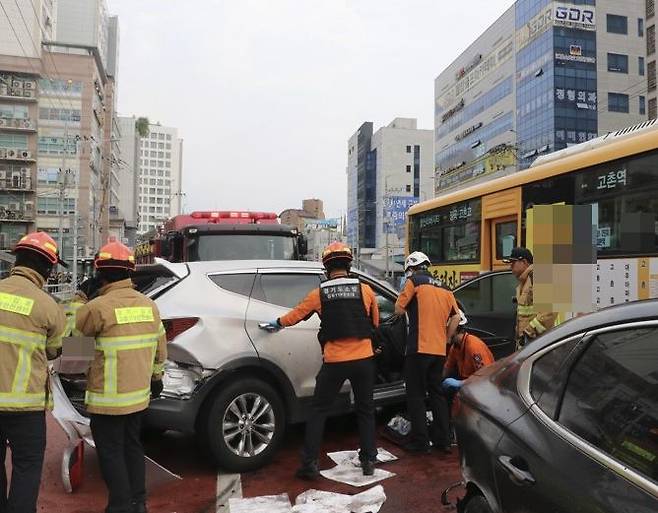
[{"xmin": 453, "ymin": 299, "xmax": 658, "ymax": 512}]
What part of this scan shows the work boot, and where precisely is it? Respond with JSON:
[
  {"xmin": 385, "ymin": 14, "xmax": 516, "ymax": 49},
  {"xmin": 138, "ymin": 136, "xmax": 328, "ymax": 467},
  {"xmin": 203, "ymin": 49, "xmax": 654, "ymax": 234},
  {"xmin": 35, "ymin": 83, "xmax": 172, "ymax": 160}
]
[
  {"xmin": 361, "ymin": 460, "xmax": 376, "ymax": 476},
  {"xmin": 132, "ymin": 502, "xmax": 147, "ymax": 513},
  {"xmin": 295, "ymin": 460, "xmax": 320, "ymax": 480}
]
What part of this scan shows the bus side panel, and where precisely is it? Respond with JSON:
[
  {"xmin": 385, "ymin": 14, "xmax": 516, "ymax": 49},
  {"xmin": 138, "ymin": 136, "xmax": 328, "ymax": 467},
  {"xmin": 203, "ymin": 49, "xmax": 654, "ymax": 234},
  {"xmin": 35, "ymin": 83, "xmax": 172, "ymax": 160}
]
[
  {"xmin": 482, "ymin": 187, "xmax": 522, "ymax": 271},
  {"xmin": 428, "ymin": 264, "xmax": 481, "ymax": 289}
]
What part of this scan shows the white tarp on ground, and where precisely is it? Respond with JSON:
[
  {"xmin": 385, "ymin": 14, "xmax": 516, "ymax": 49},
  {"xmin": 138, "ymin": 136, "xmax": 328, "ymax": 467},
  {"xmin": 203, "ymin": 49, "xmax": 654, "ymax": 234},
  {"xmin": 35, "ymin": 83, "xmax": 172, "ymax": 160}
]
[
  {"xmin": 326, "ymin": 448, "xmax": 398, "ymax": 467},
  {"xmin": 228, "ymin": 493, "xmax": 292, "ymax": 513},
  {"xmin": 294, "ymin": 485, "xmax": 386, "ymax": 513},
  {"xmin": 319, "ymin": 464, "xmax": 395, "ymax": 488}
]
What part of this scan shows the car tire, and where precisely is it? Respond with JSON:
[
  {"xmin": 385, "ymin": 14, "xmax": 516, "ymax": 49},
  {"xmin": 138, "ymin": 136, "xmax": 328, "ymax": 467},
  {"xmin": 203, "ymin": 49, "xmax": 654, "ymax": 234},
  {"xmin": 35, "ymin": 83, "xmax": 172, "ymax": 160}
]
[
  {"xmin": 463, "ymin": 495, "xmax": 494, "ymax": 513},
  {"xmin": 202, "ymin": 378, "xmax": 286, "ymax": 472}
]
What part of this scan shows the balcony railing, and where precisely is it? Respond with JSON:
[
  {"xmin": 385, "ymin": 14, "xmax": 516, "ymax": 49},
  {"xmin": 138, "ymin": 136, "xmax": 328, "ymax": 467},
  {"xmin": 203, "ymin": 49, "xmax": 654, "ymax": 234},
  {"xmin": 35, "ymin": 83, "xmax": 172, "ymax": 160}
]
[
  {"xmin": 0, "ymin": 207, "xmax": 34, "ymax": 221},
  {"xmin": 0, "ymin": 177, "xmax": 33, "ymax": 191}
]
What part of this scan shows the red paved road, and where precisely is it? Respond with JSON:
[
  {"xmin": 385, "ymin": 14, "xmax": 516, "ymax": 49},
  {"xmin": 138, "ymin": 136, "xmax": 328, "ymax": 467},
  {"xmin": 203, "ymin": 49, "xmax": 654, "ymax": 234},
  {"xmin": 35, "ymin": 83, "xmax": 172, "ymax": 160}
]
[{"xmin": 33, "ymin": 413, "xmax": 461, "ymax": 512}]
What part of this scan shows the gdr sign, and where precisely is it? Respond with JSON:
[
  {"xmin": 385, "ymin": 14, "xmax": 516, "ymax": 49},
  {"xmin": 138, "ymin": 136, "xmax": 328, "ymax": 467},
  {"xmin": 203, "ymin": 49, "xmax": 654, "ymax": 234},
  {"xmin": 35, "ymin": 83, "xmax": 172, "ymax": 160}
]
[{"xmin": 554, "ymin": 3, "xmax": 596, "ymax": 30}]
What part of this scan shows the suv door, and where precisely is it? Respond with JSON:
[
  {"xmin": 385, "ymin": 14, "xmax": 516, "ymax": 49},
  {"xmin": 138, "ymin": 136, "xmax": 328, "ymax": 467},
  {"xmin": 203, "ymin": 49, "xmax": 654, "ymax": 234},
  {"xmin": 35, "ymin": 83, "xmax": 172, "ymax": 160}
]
[
  {"xmin": 494, "ymin": 325, "xmax": 658, "ymax": 513},
  {"xmin": 453, "ymin": 271, "xmax": 517, "ymax": 359},
  {"xmin": 244, "ymin": 270, "xmax": 323, "ymax": 400}
]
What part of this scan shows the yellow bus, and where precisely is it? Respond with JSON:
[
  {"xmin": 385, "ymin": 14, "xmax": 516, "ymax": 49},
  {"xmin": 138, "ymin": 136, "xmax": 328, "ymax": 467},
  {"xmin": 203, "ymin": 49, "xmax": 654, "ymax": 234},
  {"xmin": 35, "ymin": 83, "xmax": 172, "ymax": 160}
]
[{"xmin": 407, "ymin": 120, "xmax": 658, "ymax": 309}]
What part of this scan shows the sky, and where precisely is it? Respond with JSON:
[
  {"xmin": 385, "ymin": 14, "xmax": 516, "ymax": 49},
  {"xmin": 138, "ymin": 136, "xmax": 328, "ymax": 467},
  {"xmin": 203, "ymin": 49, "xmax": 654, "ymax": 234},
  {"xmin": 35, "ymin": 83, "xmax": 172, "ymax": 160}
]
[{"xmin": 109, "ymin": 0, "xmax": 514, "ymax": 219}]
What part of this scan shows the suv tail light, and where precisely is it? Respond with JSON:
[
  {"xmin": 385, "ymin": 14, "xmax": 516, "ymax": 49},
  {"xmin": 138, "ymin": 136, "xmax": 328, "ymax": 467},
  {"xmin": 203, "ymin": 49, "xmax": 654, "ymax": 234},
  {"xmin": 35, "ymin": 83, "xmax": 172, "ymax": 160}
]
[{"xmin": 163, "ymin": 317, "xmax": 199, "ymax": 342}]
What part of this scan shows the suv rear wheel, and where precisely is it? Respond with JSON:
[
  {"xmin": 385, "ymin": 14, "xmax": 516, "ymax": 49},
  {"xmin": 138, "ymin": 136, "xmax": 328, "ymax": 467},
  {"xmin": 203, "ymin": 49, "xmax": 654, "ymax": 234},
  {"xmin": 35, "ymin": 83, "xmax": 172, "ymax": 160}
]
[{"xmin": 202, "ymin": 378, "xmax": 286, "ymax": 472}]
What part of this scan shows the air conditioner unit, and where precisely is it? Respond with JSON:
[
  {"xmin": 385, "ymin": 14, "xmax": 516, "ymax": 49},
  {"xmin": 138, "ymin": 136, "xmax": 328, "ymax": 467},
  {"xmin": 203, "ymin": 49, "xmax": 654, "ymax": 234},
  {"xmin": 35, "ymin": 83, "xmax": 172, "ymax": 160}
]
[
  {"xmin": 21, "ymin": 120, "xmax": 31, "ymax": 129},
  {"xmin": 23, "ymin": 90, "xmax": 34, "ymax": 99},
  {"xmin": 0, "ymin": 119, "xmax": 6, "ymax": 127},
  {"xmin": 10, "ymin": 88, "xmax": 22, "ymax": 97},
  {"xmin": 11, "ymin": 80, "xmax": 23, "ymax": 89},
  {"xmin": 0, "ymin": 149, "xmax": 6, "ymax": 158},
  {"xmin": 23, "ymin": 80, "xmax": 35, "ymax": 90},
  {"xmin": 20, "ymin": 151, "xmax": 31, "ymax": 159},
  {"xmin": 6, "ymin": 149, "xmax": 17, "ymax": 158}
]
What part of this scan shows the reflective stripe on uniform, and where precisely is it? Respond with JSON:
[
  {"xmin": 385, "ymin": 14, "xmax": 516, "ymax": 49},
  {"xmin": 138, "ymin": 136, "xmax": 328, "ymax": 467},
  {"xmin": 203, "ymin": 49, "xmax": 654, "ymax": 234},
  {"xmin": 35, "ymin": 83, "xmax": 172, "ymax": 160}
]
[
  {"xmin": 85, "ymin": 386, "xmax": 151, "ymax": 408},
  {"xmin": 517, "ymin": 305, "xmax": 535, "ymax": 316},
  {"xmin": 0, "ymin": 391, "xmax": 46, "ymax": 409},
  {"xmin": 529, "ymin": 318, "xmax": 547, "ymax": 334},
  {"xmin": 91, "ymin": 331, "xmax": 159, "ymax": 401},
  {"xmin": 0, "ymin": 324, "xmax": 47, "ymax": 395},
  {"xmin": 152, "ymin": 361, "xmax": 165, "ymax": 375}
]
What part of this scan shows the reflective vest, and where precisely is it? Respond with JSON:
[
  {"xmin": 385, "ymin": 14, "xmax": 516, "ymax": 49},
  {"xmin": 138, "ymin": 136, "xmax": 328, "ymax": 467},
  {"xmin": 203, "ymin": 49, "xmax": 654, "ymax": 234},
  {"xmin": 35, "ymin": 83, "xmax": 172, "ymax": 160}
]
[
  {"xmin": 515, "ymin": 265, "xmax": 556, "ymax": 343},
  {"xmin": 318, "ymin": 277, "xmax": 373, "ymax": 345},
  {"xmin": 0, "ymin": 267, "xmax": 67, "ymax": 411},
  {"xmin": 74, "ymin": 278, "xmax": 167, "ymax": 415}
]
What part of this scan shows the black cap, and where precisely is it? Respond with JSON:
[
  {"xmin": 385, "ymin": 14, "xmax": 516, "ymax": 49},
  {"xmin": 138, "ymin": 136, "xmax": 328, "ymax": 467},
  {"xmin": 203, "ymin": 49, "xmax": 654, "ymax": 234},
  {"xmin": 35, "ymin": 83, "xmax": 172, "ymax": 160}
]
[{"xmin": 503, "ymin": 247, "xmax": 533, "ymax": 264}]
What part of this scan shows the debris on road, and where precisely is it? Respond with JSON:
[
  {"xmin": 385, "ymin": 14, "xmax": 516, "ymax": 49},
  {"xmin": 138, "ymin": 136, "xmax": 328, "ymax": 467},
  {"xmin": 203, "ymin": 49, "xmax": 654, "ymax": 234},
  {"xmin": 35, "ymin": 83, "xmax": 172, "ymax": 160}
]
[
  {"xmin": 327, "ymin": 448, "xmax": 398, "ymax": 467},
  {"xmin": 228, "ymin": 493, "xmax": 292, "ymax": 512},
  {"xmin": 294, "ymin": 485, "xmax": 386, "ymax": 513}
]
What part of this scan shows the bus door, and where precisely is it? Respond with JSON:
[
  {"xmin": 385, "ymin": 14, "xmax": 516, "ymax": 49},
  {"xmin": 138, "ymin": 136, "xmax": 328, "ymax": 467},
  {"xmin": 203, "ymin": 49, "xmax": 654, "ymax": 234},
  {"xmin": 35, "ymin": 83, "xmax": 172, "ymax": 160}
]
[{"xmin": 482, "ymin": 187, "xmax": 522, "ymax": 271}]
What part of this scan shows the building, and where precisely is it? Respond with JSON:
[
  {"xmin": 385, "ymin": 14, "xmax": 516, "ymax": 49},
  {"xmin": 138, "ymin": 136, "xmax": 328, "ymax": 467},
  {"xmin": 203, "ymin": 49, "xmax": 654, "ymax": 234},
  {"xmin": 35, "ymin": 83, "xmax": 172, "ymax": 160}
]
[
  {"xmin": 0, "ymin": 0, "xmax": 119, "ymax": 263},
  {"xmin": 346, "ymin": 118, "xmax": 433, "ymax": 252},
  {"xmin": 116, "ymin": 115, "xmax": 139, "ymax": 244},
  {"xmin": 434, "ymin": 0, "xmax": 647, "ymax": 195},
  {"xmin": 647, "ymin": 0, "xmax": 657, "ymax": 117},
  {"xmin": 280, "ymin": 198, "xmax": 325, "ymax": 232},
  {"xmin": 136, "ymin": 122, "xmax": 183, "ymax": 234}
]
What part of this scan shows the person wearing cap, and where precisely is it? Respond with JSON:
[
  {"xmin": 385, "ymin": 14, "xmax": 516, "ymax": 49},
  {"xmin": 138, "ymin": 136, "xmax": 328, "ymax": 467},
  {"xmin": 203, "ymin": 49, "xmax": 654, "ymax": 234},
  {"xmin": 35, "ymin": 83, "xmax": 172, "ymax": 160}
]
[
  {"xmin": 0, "ymin": 232, "xmax": 67, "ymax": 513},
  {"xmin": 74, "ymin": 241, "xmax": 167, "ymax": 513},
  {"xmin": 504, "ymin": 247, "xmax": 556, "ymax": 349},
  {"xmin": 261, "ymin": 242, "xmax": 379, "ymax": 480},
  {"xmin": 395, "ymin": 251, "xmax": 460, "ymax": 454},
  {"xmin": 442, "ymin": 309, "xmax": 494, "ymax": 390}
]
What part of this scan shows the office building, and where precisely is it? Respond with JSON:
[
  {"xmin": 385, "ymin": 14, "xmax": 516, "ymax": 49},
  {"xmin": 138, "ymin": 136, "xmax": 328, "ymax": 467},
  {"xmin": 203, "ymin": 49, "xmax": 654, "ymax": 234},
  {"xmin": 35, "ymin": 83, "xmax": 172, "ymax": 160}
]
[
  {"xmin": 280, "ymin": 198, "xmax": 325, "ymax": 233},
  {"xmin": 434, "ymin": 0, "xmax": 647, "ymax": 195},
  {"xmin": 136, "ymin": 122, "xmax": 183, "ymax": 234},
  {"xmin": 647, "ymin": 0, "xmax": 657, "ymax": 117},
  {"xmin": 346, "ymin": 118, "xmax": 433, "ymax": 251}
]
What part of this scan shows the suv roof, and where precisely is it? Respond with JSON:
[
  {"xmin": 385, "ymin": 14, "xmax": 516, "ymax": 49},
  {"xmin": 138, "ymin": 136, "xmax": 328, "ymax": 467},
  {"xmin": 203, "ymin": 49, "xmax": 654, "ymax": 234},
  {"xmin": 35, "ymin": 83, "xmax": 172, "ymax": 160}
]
[{"xmin": 185, "ymin": 259, "xmax": 324, "ymax": 273}]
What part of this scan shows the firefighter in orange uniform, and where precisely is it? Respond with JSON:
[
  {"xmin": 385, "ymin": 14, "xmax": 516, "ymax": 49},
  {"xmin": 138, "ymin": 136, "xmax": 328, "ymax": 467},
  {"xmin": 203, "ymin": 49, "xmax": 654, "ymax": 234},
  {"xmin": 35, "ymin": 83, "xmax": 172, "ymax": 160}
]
[
  {"xmin": 442, "ymin": 309, "xmax": 495, "ymax": 389},
  {"xmin": 395, "ymin": 251, "xmax": 460, "ymax": 454},
  {"xmin": 74, "ymin": 241, "xmax": 167, "ymax": 513},
  {"xmin": 261, "ymin": 242, "xmax": 379, "ymax": 479},
  {"xmin": 0, "ymin": 232, "xmax": 67, "ymax": 513}
]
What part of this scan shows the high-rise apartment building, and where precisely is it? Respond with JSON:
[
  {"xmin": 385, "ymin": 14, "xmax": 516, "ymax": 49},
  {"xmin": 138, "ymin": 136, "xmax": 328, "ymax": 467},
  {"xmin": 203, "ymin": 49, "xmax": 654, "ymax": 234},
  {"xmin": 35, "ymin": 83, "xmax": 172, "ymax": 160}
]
[
  {"xmin": 116, "ymin": 116, "xmax": 139, "ymax": 244},
  {"xmin": 136, "ymin": 123, "xmax": 183, "ymax": 234},
  {"xmin": 434, "ymin": 0, "xmax": 647, "ymax": 195},
  {"xmin": 347, "ymin": 118, "xmax": 433, "ymax": 251},
  {"xmin": 0, "ymin": 0, "xmax": 119, "ymax": 261},
  {"xmin": 647, "ymin": 0, "xmax": 657, "ymax": 117}
]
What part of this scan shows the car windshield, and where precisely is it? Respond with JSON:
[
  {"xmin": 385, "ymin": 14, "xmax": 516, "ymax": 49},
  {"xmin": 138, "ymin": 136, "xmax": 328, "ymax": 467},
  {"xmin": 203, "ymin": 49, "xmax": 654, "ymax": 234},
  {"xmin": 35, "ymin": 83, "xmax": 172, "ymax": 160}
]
[{"xmin": 193, "ymin": 234, "xmax": 296, "ymax": 261}]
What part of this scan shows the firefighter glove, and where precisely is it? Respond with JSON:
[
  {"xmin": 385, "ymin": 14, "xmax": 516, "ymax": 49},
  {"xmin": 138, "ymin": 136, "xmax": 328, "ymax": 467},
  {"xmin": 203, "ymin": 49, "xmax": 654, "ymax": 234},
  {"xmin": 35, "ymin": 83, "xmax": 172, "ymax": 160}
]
[
  {"xmin": 260, "ymin": 319, "xmax": 282, "ymax": 333},
  {"xmin": 150, "ymin": 379, "xmax": 164, "ymax": 399},
  {"xmin": 442, "ymin": 378, "xmax": 464, "ymax": 390}
]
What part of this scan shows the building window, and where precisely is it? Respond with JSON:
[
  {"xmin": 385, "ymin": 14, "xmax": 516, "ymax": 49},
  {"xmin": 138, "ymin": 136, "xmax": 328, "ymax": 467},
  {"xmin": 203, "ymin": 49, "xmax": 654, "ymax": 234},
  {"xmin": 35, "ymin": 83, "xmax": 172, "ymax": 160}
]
[
  {"xmin": 649, "ymin": 97, "xmax": 657, "ymax": 118},
  {"xmin": 649, "ymin": 60, "xmax": 657, "ymax": 90},
  {"xmin": 640, "ymin": 56, "xmax": 646, "ymax": 75},
  {"xmin": 608, "ymin": 92, "xmax": 630, "ymax": 113},
  {"xmin": 649, "ymin": 0, "xmax": 655, "ymax": 19},
  {"xmin": 406, "ymin": 165, "xmax": 411, "ymax": 173},
  {"xmin": 648, "ymin": 25, "xmax": 656, "ymax": 55},
  {"xmin": 406, "ymin": 145, "xmax": 411, "ymax": 153},
  {"xmin": 405, "ymin": 185, "xmax": 411, "ymax": 192},
  {"xmin": 607, "ymin": 53, "xmax": 629, "ymax": 73},
  {"xmin": 639, "ymin": 18, "xmax": 645, "ymax": 36},
  {"xmin": 640, "ymin": 95, "xmax": 647, "ymax": 115},
  {"xmin": 607, "ymin": 14, "xmax": 628, "ymax": 34},
  {"xmin": 166, "ymin": 134, "xmax": 172, "ymax": 141}
]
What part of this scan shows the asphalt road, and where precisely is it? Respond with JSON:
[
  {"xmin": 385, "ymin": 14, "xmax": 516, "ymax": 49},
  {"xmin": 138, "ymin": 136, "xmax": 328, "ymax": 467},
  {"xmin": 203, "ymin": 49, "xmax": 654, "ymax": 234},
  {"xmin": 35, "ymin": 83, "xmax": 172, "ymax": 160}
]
[{"xmin": 31, "ymin": 413, "xmax": 462, "ymax": 512}]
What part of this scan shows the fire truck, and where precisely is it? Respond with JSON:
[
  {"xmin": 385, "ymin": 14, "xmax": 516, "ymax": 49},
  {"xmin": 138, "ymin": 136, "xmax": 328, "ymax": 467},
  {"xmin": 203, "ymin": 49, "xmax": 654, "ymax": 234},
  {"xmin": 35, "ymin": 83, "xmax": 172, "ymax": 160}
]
[{"xmin": 135, "ymin": 210, "xmax": 308, "ymax": 264}]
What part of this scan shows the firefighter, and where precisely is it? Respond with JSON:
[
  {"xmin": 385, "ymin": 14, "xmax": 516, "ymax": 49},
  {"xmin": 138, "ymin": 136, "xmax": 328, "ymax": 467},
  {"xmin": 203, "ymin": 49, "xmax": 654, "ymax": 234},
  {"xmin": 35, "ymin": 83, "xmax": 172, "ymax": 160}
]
[
  {"xmin": 74, "ymin": 241, "xmax": 166, "ymax": 513},
  {"xmin": 261, "ymin": 242, "xmax": 379, "ymax": 479},
  {"xmin": 442, "ymin": 309, "xmax": 494, "ymax": 389},
  {"xmin": 0, "ymin": 232, "xmax": 67, "ymax": 513},
  {"xmin": 503, "ymin": 247, "xmax": 556, "ymax": 349},
  {"xmin": 395, "ymin": 251, "xmax": 460, "ymax": 454}
]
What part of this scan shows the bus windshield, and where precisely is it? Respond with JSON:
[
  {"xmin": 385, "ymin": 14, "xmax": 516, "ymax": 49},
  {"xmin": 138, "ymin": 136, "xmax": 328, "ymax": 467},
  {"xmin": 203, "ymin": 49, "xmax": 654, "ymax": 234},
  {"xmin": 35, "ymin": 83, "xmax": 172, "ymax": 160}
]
[{"xmin": 192, "ymin": 234, "xmax": 296, "ymax": 261}]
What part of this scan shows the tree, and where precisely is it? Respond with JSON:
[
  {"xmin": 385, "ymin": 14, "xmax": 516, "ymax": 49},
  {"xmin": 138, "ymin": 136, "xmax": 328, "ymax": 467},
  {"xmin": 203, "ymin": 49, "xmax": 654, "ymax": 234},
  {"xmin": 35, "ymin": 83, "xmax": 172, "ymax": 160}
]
[{"xmin": 135, "ymin": 117, "xmax": 150, "ymax": 137}]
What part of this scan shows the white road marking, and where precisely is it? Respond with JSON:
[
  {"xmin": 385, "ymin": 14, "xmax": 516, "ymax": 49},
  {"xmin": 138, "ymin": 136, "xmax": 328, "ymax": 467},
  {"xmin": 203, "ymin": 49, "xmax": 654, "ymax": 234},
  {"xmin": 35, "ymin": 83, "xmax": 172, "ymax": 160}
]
[{"xmin": 216, "ymin": 472, "xmax": 242, "ymax": 512}]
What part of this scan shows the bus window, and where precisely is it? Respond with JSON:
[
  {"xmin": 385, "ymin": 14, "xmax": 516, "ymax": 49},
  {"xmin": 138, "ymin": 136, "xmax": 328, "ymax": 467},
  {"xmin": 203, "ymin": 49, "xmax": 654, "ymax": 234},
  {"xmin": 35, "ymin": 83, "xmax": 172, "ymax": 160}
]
[{"xmin": 495, "ymin": 221, "xmax": 517, "ymax": 260}]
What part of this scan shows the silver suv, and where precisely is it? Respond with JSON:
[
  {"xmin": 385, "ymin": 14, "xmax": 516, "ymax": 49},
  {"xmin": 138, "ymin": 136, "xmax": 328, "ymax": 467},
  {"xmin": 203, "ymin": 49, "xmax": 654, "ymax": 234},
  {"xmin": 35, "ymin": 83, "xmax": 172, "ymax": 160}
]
[{"xmin": 131, "ymin": 259, "xmax": 403, "ymax": 472}]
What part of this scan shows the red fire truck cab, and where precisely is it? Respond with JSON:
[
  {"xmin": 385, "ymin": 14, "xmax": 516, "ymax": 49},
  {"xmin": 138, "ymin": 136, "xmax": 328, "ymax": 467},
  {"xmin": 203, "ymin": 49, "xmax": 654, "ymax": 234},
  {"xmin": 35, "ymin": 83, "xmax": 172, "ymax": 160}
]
[{"xmin": 135, "ymin": 211, "xmax": 308, "ymax": 263}]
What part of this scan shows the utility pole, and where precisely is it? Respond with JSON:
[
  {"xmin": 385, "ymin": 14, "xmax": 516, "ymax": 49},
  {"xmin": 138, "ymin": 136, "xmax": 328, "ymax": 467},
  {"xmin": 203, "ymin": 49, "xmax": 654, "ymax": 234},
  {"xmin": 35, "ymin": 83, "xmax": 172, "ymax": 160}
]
[
  {"xmin": 58, "ymin": 80, "xmax": 72, "ymax": 266},
  {"xmin": 70, "ymin": 209, "xmax": 78, "ymax": 286}
]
